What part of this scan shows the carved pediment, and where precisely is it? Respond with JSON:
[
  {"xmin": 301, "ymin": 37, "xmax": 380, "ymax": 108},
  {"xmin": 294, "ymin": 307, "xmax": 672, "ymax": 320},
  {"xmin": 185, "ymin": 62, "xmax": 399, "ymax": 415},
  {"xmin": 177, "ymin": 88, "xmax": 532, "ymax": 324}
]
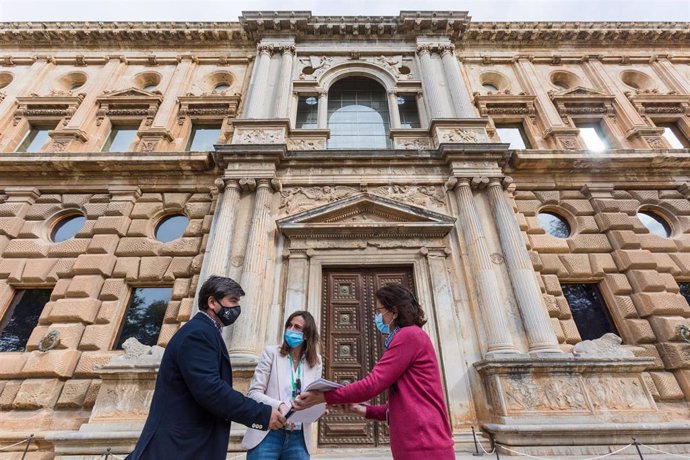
[
  {"xmin": 276, "ymin": 193, "xmax": 455, "ymax": 239},
  {"xmin": 96, "ymin": 87, "xmax": 164, "ymax": 126},
  {"xmin": 550, "ymin": 86, "xmax": 611, "ymax": 99},
  {"xmin": 549, "ymin": 87, "xmax": 615, "ymax": 118},
  {"xmin": 99, "ymin": 87, "xmax": 163, "ymax": 101}
]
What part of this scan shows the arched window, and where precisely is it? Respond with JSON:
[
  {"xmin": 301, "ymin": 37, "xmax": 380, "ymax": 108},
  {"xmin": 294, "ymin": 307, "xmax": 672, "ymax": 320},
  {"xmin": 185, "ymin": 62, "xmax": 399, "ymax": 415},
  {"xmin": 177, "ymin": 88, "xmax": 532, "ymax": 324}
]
[{"xmin": 327, "ymin": 76, "xmax": 391, "ymax": 149}]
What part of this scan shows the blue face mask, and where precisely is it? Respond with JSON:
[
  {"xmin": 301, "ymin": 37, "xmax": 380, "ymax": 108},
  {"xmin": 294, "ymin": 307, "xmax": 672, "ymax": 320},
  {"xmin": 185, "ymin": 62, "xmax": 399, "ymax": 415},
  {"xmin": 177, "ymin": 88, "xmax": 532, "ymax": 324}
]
[
  {"xmin": 285, "ymin": 330, "xmax": 304, "ymax": 348},
  {"xmin": 374, "ymin": 313, "xmax": 391, "ymax": 334}
]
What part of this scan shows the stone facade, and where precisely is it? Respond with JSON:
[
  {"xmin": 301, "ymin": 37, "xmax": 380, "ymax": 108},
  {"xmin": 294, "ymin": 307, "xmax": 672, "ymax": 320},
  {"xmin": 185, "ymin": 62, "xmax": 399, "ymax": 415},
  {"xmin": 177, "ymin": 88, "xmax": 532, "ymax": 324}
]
[{"xmin": 0, "ymin": 11, "xmax": 689, "ymax": 458}]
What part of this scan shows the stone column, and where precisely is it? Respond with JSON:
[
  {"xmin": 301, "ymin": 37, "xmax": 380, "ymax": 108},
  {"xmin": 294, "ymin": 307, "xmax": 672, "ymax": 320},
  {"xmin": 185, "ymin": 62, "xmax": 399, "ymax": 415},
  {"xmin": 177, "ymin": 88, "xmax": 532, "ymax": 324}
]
[
  {"xmin": 440, "ymin": 45, "xmax": 476, "ymax": 118},
  {"xmin": 486, "ymin": 177, "xmax": 561, "ymax": 354},
  {"xmin": 651, "ymin": 57, "xmax": 690, "ymax": 94},
  {"xmin": 387, "ymin": 90, "xmax": 401, "ymax": 129},
  {"xmin": 229, "ymin": 179, "xmax": 274, "ymax": 361},
  {"xmin": 283, "ymin": 250, "xmax": 310, "ymax": 318},
  {"xmin": 513, "ymin": 58, "xmax": 564, "ymax": 128},
  {"xmin": 416, "ymin": 45, "xmax": 446, "ymax": 119},
  {"xmin": 66, "ymin": 57, "xmax": 123, "ymax": 131},
  {"xmin": 453, "ymin": 178, "xmax": 519, "ymax": 355},
  {"xmin": 245, "ymin": 45, "xmax": 273, "ymax": 119},
  {"xmin": 274, "ymin": 46, "xmax": 295, "ymax": 118},
  {"xmin": 317, "ymin": 90, "xmax": 328, "ymax": 129},
  {"xmin": 203, "ymin": 179, "xmax": 241, "ymax": 278}
]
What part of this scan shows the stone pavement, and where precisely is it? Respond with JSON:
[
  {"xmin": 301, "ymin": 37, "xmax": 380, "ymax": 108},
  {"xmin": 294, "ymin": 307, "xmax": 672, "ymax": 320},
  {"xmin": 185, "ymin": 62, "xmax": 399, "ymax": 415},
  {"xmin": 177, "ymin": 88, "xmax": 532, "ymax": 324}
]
[{"xmin": 306, "ymin": 447, "xmax": 676, "ymax": 459}]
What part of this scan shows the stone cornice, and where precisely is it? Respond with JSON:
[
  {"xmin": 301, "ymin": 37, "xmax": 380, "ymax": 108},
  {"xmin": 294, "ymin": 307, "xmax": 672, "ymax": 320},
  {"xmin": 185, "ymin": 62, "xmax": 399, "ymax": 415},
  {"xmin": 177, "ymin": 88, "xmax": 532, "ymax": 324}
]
[
  {"xmin": 0, "ymin": 17, "xmax": 687, "ymax": 47},
  {"xmin": 465, "ymin": 21, "xmax": 690, "ymax": 46},
  {"xmin": 0, "ymin": 22, "xmax": 248, "ymax": 46},
  {"xmin": 0, "ymin": 152, "xmax": 213, "ymax": 176},
  {"xmin": 239, "ymin": 11, "xmax": 470, "ymax": 41}
]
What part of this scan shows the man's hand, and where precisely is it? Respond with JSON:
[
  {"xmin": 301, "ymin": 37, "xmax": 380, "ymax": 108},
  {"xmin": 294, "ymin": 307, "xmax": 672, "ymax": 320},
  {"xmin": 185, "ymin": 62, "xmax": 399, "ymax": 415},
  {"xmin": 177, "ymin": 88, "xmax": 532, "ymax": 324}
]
[
  {"xmin": 268, "ymin": 408, "xmax": 287, "ymax": 430},
  {"xmin": 293, "ymin": 390, "xmax": 325, "ymax": 410}
]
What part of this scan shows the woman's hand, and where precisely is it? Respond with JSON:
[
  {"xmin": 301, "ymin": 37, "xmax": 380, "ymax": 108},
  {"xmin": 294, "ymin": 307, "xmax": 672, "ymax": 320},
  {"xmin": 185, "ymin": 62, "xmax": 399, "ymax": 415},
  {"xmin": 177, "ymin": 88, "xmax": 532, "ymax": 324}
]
[{"xmin": 293, "ymin": 390, "xmax": 325, "ymax": 410}]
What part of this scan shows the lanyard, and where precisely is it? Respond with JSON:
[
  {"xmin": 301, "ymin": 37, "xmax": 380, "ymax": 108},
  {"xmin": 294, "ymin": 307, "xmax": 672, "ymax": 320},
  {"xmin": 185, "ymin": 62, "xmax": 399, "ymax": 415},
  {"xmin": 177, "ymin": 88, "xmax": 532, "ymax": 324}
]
[{"xmin": 288, "ymin": 354, "xmax": 302, "ymax": 400}]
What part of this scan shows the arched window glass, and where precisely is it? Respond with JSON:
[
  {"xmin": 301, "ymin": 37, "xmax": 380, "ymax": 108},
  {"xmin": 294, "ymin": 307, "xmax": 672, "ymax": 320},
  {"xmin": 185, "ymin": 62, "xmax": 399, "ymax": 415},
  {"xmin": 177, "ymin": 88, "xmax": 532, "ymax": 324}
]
[
  {"xmin": 327, "ymin": 77, "xmax": 391, "ymax": 149},
  {"xmin": 537, "ymin": 211, "xmax": 570, "ymax": 238}
]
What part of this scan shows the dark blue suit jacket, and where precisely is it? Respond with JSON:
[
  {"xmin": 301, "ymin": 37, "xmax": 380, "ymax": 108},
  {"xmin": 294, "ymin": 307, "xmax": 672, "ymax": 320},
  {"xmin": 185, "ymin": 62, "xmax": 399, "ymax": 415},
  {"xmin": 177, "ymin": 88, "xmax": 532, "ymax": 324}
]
[{"xmin": 126, "ymin": 312, "xmax": 272, "ymax": 460}]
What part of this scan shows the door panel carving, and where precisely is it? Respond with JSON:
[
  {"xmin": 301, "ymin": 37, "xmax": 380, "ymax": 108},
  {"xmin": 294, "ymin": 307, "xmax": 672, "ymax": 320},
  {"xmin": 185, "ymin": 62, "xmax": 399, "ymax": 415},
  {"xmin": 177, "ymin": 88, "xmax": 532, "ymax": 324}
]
[{"xmin": 319, "ymin": 266, "xmax": 414, "ymax": 447}]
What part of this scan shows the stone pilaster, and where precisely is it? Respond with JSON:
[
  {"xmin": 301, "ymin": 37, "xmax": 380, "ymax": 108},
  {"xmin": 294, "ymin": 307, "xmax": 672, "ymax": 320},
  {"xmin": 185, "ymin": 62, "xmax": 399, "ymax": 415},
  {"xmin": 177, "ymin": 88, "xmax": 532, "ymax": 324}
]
[
  {"xmin": 245, "ymin": 45, "xmax": 273, "ymax": 119},
  {"xmin": 229, "ymin": 179, "xmax": 274, "ymax": 362},
  {"xmin": 487, "ymin": 177, "xmax": 561, "ymax": 354},
  {"xmin": 274, "ymin": 45, "xmax": 295, "ymax": 118},
  {"xmin": 453, "ymin": 178, "xmax": 519, "ymax": 355}
]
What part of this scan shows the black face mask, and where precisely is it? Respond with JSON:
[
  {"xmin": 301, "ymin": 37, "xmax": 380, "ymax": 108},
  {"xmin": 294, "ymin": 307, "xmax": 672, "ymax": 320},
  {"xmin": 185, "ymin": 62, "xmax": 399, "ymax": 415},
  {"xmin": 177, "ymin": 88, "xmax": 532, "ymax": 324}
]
[{"xmin": 216, "ymin": 304, "xmax": 241, "ymax": 327}]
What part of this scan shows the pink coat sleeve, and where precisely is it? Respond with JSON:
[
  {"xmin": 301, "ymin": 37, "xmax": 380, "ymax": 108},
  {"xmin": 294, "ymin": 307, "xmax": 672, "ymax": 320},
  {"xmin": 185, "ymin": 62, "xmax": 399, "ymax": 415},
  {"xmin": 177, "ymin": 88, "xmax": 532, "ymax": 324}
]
[
  {"xmin": 324, "ymin": 328, "xmax": 419, "ymax": 406},
  {"xmin": 365, "ymin": 404, "xmax": 387, "ymax": 421}
]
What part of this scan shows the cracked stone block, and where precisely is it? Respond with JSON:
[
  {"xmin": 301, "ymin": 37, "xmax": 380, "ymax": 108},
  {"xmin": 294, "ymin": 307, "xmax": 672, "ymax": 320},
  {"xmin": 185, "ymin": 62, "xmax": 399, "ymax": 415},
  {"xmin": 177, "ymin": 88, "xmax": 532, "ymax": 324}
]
[{"xmin": 184, "ymin": 201, "xmax": 211, "ymax": 219}]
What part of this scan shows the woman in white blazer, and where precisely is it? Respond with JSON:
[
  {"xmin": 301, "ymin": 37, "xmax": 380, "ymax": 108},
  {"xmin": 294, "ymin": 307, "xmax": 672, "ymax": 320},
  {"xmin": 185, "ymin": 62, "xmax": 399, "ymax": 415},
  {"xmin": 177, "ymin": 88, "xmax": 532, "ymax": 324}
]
[{"xmin": 243, "ymin": 310, "xmax": 322, "ymax": 459}]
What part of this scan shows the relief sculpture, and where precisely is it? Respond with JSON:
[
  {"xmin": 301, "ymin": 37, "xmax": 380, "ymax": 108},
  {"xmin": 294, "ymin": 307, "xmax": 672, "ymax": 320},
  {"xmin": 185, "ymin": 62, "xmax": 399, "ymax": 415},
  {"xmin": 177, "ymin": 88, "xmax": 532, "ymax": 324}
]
[
  {"xmin": 587, "ymin": 376, "xmax": 654, "ymax": 411},
  {"xmin": 502, "ymin": 375, "xmax": 589, "ymax": 413},
  {"xmin": 371, "ymin": 184, "xmax": 447, "ymax": 210},
  {"xmin": 279, "ymin": 185, "xmax": 359, "ymax": 215}
]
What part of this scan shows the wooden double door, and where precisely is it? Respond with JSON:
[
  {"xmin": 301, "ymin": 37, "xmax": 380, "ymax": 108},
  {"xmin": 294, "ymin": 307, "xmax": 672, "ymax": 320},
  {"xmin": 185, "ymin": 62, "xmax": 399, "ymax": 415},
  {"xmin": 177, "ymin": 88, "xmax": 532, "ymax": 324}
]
[{"xmin": 318, "ymin": 266, "xmax": 415, "ymax": 447}]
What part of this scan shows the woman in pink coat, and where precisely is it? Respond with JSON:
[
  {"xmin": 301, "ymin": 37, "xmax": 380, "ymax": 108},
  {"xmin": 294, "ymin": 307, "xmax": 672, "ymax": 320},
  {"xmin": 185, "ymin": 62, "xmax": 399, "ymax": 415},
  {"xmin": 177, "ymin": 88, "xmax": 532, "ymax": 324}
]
[{"xmin": 293, "ymin": 283, "xmax": 455, "ymax": 460}]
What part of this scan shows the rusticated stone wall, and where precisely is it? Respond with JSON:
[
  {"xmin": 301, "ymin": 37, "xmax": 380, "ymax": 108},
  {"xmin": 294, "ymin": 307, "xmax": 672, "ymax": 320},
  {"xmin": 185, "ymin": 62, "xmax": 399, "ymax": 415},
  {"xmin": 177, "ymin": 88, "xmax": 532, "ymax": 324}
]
[{"xmin": 0, "ymin": 185, "xmax": 215, "ymax": 431}]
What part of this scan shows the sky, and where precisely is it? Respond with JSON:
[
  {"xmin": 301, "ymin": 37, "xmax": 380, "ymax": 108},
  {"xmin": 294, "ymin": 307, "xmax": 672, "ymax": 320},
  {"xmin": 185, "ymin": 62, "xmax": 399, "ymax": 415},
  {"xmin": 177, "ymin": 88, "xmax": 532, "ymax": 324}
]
[{"xmin": 0, "ymin": 0, "xmax": 688, "ymax": 22}]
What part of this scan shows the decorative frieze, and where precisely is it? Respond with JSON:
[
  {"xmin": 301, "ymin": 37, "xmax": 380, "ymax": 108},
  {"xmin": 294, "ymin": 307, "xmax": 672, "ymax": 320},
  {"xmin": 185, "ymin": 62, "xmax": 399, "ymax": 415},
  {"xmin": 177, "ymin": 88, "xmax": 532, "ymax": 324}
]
[
  {"xmin": 13, "ymin": 94, "xmax": 85, "ymax": 127},
  {"xmin": 95, "ymin": 88, "xmax": 163, "ymax": 127}
]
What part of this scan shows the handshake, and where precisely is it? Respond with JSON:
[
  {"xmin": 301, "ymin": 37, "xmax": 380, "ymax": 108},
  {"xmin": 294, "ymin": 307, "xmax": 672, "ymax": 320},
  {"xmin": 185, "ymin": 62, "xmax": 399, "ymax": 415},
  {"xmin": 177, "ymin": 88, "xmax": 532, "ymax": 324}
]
[{"xmin": 268, "ymin": 391, "xmax": 366, "ymax": 429}]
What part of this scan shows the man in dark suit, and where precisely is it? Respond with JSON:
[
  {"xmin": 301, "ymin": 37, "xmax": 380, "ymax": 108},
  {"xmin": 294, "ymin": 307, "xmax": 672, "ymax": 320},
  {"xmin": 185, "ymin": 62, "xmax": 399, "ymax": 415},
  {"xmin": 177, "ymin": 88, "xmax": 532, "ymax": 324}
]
[{"xmin": 126, "ymin": 276, "xmax": 286, "ymax": 460}]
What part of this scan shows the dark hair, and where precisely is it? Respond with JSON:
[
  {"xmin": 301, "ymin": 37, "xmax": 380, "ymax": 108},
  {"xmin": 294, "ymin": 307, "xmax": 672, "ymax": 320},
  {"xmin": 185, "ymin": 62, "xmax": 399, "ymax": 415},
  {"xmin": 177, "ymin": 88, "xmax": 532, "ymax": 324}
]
[
  {"xmin": 279, "ymin": 310, "xmax": 320, "ymax": 368},
  {"xmin": 375, "ymin": 283, "xmax": 426, "ymax": 328},
  {"xmin": 198, "ymin": 275, "xmax": 245, "ymax": 311}
]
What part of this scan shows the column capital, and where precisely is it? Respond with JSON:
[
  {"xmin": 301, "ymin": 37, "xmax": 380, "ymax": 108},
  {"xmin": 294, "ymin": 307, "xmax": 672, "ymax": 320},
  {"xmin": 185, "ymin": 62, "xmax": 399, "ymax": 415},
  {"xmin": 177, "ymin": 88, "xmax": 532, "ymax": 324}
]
[
  {"xmin": 239, "ymin": 178, "xmax": 257, "ymax": 192},
  {"xmin": 257, "ymin": 44, "xmax": 273, "ymax": 56},
  {"xmin": 279, "ymin": 45, "xmax": 296, "ymax": 56},
  {"xmin": 416, "ymin": 45, "xmax": 432, "ymax": 56},
  {"xmin": 387, "ymin": 89, "xmax": 398, "ymax": 96},
  {"xmin": 439, "ymin": 44, "xmax": 456, "ymax": 57}
]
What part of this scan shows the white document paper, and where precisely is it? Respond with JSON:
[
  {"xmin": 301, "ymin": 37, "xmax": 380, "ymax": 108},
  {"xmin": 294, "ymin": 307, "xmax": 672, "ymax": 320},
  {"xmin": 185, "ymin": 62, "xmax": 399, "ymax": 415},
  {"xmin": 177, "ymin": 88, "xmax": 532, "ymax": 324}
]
[
  {"xmin": 286, "ymin": 402, "xmax": 327, "ymax": 424},
  {"xmin": 303, "ymin": 378, "xmax": 343, "ymax": 392}
]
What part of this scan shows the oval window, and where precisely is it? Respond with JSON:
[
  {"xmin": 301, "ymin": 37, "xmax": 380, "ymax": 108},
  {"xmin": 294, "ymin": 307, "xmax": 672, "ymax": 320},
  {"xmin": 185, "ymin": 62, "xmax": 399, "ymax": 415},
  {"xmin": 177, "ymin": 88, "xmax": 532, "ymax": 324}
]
[
  {"xmin": 51, "ymin": 214, "xmax": 86, "ymax": 242},
  {"xmin": 155, "ymin": 214, "xmax": 189, "ymax": 242},
  {"xmin": 637, "ymin": 210, "xmax": 671, "ymax": 238},
  {"xmin": 537, "ymin": 211, "xmax": 570, "ymax": 238}
]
